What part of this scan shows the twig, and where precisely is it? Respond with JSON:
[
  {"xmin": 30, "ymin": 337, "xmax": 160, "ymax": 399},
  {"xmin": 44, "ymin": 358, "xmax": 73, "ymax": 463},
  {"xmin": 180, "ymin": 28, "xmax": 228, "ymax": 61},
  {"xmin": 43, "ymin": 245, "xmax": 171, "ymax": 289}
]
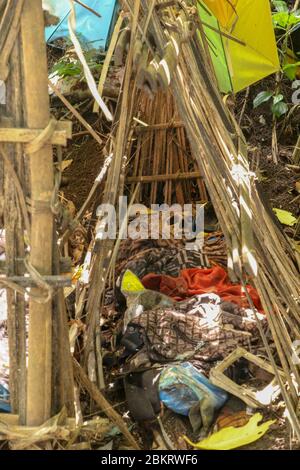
[
  {"xmin": 73, "ymin": 0, "xmax": 102, "ymax": 18},
  {"xmin": 93, "ymin": 13, "xmax": 124, "ymax": 113},
  {"xmin": 238, "ymin": 87, "xmax": 250, "ymax": 126},
  {"xmin": 48, "ymin": 80, "xmax": 103, "ymax": 146},
  {"xmin": 73, "ymin": 359, "xmax": 140, "ymax": 450},
  {"xmin": 126, "ymin": 171, "xmax": 202, "ymax": 183},
  {"xmin": 293, "ymin": 0, "xmax": 300, "ymax": 11}
]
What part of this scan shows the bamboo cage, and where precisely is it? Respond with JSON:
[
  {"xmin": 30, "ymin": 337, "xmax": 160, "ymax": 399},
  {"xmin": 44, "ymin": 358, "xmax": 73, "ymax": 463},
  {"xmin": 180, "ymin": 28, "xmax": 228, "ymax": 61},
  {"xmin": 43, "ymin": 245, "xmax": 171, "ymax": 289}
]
[{"xmin": 125, "ymin": 89, "xmax": 208, "ymax": 205}]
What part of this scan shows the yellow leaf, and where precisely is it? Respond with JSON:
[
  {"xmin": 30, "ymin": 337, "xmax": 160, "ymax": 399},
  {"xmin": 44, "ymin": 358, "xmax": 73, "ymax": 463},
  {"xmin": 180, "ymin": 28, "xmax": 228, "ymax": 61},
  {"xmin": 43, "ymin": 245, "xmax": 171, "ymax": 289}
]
[
  {"xmin": 121, "ymin": 270, "xmax": 145, "ymax": 294},
  {"xmin": 273, "ymin": 208, "xmax": 297, "ymax": 227},
  {"xmin": 184, "ymin": 413, "xmax": 275, "ymax": 450}
]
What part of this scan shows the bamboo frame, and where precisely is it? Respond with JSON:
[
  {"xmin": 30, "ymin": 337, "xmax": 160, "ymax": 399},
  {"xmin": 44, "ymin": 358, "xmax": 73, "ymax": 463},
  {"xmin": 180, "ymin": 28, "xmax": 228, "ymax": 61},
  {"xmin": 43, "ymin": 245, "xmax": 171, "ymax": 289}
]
[{"xmin": 0, "ymin": 123, "xmax": 72, "ymax": 146}]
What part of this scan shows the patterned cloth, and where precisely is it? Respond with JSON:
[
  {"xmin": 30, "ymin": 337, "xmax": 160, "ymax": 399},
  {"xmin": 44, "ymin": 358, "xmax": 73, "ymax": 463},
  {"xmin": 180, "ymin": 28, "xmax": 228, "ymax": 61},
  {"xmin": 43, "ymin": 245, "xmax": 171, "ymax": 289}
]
[
  {"xmin": 119, "ymin": 247, "xmax": 210, "ymax": 280},
  {"xmin": 129, "ymin": 294, "xmax": 265, "ymax": 374},
  {"xmin": 116, "ymin": 232, "xmax": 227, "ymax": 279}
]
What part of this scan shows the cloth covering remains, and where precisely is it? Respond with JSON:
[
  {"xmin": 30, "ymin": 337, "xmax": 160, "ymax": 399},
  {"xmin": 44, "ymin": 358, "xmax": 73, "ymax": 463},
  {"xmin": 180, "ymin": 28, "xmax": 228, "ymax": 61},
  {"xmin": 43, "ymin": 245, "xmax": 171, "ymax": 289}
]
[
  {"xmin": 129, "ymin": 293, "xmax": 265, "ymax": 374},
  {"xmin": 142, "ymin": 265, "xmax": 262, "ymax": 310}
]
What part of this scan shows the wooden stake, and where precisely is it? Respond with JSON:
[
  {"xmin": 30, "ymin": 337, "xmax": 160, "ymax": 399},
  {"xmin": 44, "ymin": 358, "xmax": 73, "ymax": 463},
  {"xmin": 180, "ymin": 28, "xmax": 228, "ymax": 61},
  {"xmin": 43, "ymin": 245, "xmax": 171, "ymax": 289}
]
[{"xmin": 21, "ymin": 0, "xmax": 54, "ymax": 426}]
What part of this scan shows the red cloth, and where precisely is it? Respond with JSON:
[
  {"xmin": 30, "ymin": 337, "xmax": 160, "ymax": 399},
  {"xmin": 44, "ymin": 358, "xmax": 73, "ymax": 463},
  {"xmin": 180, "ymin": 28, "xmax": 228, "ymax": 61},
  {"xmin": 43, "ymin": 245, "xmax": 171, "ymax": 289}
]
[{"xmin": 142, "ymin": 265, "xmax": 262, "ymax": 310}]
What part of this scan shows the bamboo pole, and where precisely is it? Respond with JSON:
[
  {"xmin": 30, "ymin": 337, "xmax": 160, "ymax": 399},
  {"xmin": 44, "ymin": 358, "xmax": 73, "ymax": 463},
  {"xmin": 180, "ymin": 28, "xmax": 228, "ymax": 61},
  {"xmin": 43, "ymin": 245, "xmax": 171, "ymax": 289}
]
[
  {"xmin": 135, "ymin": 121, "xmax": 184, "ymax": 132},
  {"xmin": 126, "ymin": 171, "xmax": 202, "ymax": 183},
  {"xmin": 5, "ymin": 28, "xmax": 27, "ymax": 424},
  {"xmin": 21, "ymin": 0, "xmax": 54, "ymax": 426},
  {"xmin": 52, "ymin": 232, "xmax": 75, "ymax": 417}
]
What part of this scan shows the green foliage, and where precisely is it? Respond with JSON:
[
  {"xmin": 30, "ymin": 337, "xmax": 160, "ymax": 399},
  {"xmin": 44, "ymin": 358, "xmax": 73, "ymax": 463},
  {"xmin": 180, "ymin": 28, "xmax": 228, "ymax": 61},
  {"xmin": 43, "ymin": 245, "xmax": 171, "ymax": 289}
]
[
  {"xmin": 272, "ymin": 0, "xmax": 300, "ymax": 28},
  {"xmin": 51, "ymin": 50, "xmax": 102, "ymax": 80},
  {"xmin": 272, "ymin": 10, "xmax": 300, "ymax": 29},
  {"xmin": 273, "ymin": 208, "xmax": 297, "ymax": 226},
  {"xmin": 283, "ymin": 62, "xmax": 300, "ymax": 80},
  {"xmin": 253, "ymin": 91, "xmax": 288, "ymax": 119},
  {"xmin": 272, "ymin": 0, "xmax": 289, "ymax": 13},
  {"xmin": 253, "ymin": 91, "xmax": 273, "ymax": 108},
  {"xmin": 52, "ymin": 60, "xmax": 82, "ymax": 78},
  {"xmin": 271, "ymin": 98, "xmax": 289, "ymax": 117}
]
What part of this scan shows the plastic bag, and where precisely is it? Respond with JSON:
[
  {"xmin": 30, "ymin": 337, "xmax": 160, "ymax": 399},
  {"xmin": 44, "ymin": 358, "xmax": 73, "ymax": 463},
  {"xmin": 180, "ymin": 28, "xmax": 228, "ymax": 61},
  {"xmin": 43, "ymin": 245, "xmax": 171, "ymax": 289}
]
[
  {"xmin": 159, "ymin": 363, "xmax": 228, "ymax": 435},
  {"xmin": 44, "ymin": 0, "xmax": 118, "ymax": 50}
]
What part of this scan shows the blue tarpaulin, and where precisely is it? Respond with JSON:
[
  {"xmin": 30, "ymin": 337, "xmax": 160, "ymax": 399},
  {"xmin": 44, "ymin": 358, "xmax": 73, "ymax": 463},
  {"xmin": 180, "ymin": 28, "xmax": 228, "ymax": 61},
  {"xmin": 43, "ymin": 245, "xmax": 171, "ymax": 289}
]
[
  {"xmin": 45, "ymin": 0, "xmax": 118, "ymax": 49},
  {"xmin": 0, "ymin": 384, "xmax": 10, "ymax": 413}
]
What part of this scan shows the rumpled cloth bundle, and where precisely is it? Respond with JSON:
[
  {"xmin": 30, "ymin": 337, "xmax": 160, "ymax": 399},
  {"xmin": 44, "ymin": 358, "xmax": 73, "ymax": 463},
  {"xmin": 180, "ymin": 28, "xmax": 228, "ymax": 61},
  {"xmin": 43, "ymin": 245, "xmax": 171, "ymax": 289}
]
[
  {"xmin": 116, "ymin": 233, "xmax": 227, "ymax": 279},
  {"xmin": 129, "ymin": 293, "xmax": 265, "ymax": 374},
  {"xmin": 142, "ymin": 264, "xmax": 262, "ymax": 310},
  {"xmin": 116, "ymin": 239, "xmax": 184, "ymax": 271},
  {"xmin": 119, "ymin": 247, "xmax": 210, "ymax": 280}
]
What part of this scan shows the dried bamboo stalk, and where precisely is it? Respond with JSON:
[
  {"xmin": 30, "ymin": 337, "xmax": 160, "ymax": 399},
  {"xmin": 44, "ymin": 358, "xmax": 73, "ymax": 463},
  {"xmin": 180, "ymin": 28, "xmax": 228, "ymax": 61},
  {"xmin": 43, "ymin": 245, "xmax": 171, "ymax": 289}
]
[{"xmin": 21, "ymin": 0, "xmax": 54, "ymax": 426}]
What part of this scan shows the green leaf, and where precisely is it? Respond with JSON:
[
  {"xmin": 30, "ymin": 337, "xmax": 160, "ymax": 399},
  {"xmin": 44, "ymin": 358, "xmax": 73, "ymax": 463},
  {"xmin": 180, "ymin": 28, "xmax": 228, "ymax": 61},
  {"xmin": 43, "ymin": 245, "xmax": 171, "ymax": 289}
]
[
  {"xmin": 272, "ymin": 11, "xmax": 300, "ymax": 29},
  {"xmin": 52, "ymin": 61, "xmax": 82, "ymax": 78},
  {"xmin": 253, "ymin": 91, "xmax": 273, "ymax": 109},
  {"xmin": 283, "ymin": 62, "xmax": 300, "ymax": 80},
  {"xmin": 273, "ymin": 94, "xmax": 284, "ymax": 105},
  {"xmin": 271, "ymin": 100, "xmax": 289, "ymax": 117},
  {"xmin": 273, "ymin": 208, "xmax": 297, "ymax": 226},
  {"xmin": 272, "ymin": 1, "xmax": 289, "ymax": 13}
]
